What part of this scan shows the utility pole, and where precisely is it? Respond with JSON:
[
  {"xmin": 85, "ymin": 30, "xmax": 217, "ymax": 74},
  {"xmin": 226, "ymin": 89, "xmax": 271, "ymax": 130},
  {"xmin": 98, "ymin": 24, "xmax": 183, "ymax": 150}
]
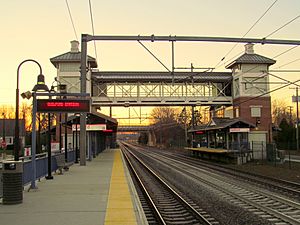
[
  {"xmin": 291, "ymin": 87, "xmax": 300, "ymax": 151},
  {"xmin": 191, "ymin": 105, "xmax": 195, "ymax": 147},
  {"xmin": 287, "ymin": 106, "xmax": 293, "ymax": 125}
]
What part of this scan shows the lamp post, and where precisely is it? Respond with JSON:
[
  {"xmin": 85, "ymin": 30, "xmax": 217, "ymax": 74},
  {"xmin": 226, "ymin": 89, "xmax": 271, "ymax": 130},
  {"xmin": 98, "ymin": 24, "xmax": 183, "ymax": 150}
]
[
  {"xmin": 57, "ymin": 84, "xmax": 68, "ymax": 162},
  {"xmin": 75, "ymin": 114, "xmax": 79, "ymax": 163},
  {"xmin": 45, "ymin": 111, "xmax": 53, "ymax": 180},
  {"xmin": 15, "ymin": 59, "xmax": 47, "ymax": 161},
  {"xmin": 45, "ymin": 85, "xmax": 56, "ymax": 180},
  {"xmin": 45, "ymin": 80, "xmax": 66, "ymax": 179},
  {"xmin": 65, "ymin": 113, "xmax": 68, "ymax": 162},
  {"xmin": 16, "ymin": 60, "xmax": 48, "ymax": 190}
]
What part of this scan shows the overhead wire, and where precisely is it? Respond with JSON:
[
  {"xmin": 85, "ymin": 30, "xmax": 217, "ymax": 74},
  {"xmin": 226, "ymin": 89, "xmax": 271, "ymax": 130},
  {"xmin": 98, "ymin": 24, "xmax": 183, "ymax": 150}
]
[
  {"xmin": 275, "ymin": 57, "xmax": 300, "ymax": 69},
  {"xmin": 88, "ymin": 0, "xmax": 98, "ymax": 64},
  {"xmin": 272, "ymin": 45, "xmax": 299, "ymax": 58},
  {"xmin": 230, "ymin": 48, "xmax": 300, "ymax": 107},
  {"xmin": 264, "ymin": 14, "xmax": 300, "ymax": 39},
  {"xmin": 234, "ymin": 78, "xmax": 300, "ymax": 107},
  {"xmin": 217, "ymin": 10, "xmax": 300, "ymax": 95},
  {"xmin": 217, "ymin": 43, "xmax": 300, "ymax": 108},
  {"xmin": 65, "ymin": 0, "xmax": 79, "ymax": 41},
  {"xmin": 214, "ymin": 0, "xmax": 279, "ymax": 69},
  {"xmin": 222, "ymin": 51, "xmax": 244, "ymax": 67},
  {"xmin": 261, "ymin": 14, "xmax": 300, "ymax": 64}
]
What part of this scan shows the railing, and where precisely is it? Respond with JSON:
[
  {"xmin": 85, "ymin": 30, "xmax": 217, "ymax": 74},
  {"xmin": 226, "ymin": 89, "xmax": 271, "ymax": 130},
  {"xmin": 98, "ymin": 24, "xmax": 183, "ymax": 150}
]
[
  {"xmin": 229, "ymin": 141, "xmax": 251, "ymax": 153},
  {"xmin": 22, "ymin": 150, "xmax": 75, "ymax": 186}
]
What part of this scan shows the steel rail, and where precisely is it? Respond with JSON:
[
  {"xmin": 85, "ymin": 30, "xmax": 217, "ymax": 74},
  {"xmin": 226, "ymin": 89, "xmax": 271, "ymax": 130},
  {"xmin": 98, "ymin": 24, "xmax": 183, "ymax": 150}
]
[
  {"xmin": 131, "ymin": 144, "xmax": 300, "ymax": 196},
  {"xmin": 159, "ymin": 151, "xmax": 300, "ymax": 198},
  {"xmin": 141, "ymin": 148, "xmax": 300, "ymax": 225},
  {"xmin": 121, "ymin": 144, "xmax": 213, "ymax": 225},
  {"xmin": 120, "ymin": 144, "xmax": 165, "ymax": 225}
]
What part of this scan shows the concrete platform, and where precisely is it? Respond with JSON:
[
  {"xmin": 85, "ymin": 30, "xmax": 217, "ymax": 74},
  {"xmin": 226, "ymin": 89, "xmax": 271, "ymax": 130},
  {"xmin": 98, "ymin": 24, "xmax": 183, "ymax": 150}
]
[{"xmin": 0, "ymin": 149, "xmax": 146, "ymax": 225}]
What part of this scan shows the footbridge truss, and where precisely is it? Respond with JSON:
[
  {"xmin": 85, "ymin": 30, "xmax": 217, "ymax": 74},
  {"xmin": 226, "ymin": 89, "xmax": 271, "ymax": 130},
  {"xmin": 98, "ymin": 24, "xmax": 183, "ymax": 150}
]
[{"xmin": 91, "ymin": 71, "xmax": 233, "ymax": 107}]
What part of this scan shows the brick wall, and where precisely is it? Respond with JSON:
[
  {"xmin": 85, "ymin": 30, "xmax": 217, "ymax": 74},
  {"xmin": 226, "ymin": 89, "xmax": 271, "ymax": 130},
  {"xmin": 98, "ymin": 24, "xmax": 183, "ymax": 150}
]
[{"xmin": 233, "ymin": 96, "xmax": 272, "ymax": 141}]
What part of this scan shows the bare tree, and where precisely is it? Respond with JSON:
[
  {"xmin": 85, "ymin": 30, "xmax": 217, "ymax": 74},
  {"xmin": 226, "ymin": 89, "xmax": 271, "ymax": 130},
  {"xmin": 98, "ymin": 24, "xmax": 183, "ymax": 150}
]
[
  {"xmin": 0, "ymin": 103, "xmax": 33, "ymax": 131},
  {"xmin": 272, "ymin": 99, "xmax": 291, "ymax": 126},
  {"xmin": 150, "ymin": 107, "xmax": 179, "ymax": 124},
  {"xmin": 150, "ymin": 107, "xmax": 185, "ymax": 147},
  {"xmin": 21, "ymin": 102, "xmax": 33, "ymax": 131}
]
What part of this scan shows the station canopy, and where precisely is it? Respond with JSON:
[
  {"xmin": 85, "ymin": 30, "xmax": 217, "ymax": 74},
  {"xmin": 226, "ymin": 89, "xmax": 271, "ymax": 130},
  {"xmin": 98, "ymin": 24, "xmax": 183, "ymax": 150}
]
[
  {"xmin": 67, "ymin": 111, "xmax": 118, "ymax": 133},
  {"xmin": 189, "ymin": 117, "xmax": 255, "ymax": 133}
]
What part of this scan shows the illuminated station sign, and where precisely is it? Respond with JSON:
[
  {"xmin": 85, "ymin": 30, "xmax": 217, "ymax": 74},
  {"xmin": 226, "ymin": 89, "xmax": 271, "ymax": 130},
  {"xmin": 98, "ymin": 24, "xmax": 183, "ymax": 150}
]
[
  {"xmin": 37, "ymin": 99, "xmax": 90, "ymax": 113},
  {"xmin": 72, "ymin": 124, "xmax": 107, "ymax": 131}
]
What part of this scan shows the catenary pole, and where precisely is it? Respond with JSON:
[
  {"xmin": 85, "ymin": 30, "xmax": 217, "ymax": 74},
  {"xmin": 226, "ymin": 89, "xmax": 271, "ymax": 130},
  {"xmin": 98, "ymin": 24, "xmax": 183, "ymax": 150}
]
[{"xmin": 80, "ymin": 34, "xmax": 88, "ymax": 166}]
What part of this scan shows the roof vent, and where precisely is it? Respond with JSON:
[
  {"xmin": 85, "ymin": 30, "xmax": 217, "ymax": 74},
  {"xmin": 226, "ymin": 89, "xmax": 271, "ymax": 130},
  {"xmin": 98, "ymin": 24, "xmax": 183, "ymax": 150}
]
[
  {"xmin": 70, "ymin": 40, "xmax": 79, "ymax": 53},
  {"xmin": 245, "ymin": 43, "xmax": 254, "ymax": 54}
]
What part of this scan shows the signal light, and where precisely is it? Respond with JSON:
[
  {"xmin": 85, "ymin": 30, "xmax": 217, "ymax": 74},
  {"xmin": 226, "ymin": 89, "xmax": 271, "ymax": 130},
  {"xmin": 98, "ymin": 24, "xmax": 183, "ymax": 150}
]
[{"xmin": 103, "ymin": 129, "xmax": 113, "ymax": 133}]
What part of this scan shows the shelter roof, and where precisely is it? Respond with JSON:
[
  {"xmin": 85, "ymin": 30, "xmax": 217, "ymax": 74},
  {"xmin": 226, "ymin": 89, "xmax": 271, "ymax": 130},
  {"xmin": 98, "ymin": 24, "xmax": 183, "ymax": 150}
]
[
  {"xmin": 44, "ymin": 112, "xmax": 117, "ymax": 134},
  {"xmin": 67, "ymin": 111, "xmax": 117, "ymax": 131},
  {"xmin": 189, "ymin": 117, "xmax": 255, "ymax": 132}
]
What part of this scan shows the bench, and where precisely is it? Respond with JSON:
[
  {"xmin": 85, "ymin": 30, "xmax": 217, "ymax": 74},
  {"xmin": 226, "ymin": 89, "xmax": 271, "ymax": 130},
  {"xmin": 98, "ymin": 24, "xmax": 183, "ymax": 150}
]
[{"xmin": 54, "ymin": 154, "xmax": 73, "ymax": 174}]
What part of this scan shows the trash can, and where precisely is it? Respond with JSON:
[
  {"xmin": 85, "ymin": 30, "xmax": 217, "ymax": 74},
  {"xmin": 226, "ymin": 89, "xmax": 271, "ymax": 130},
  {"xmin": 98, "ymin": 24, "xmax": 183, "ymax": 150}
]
[{"xmin": 1, "ymin": 161, "xmax": 23, "ymax": 204}]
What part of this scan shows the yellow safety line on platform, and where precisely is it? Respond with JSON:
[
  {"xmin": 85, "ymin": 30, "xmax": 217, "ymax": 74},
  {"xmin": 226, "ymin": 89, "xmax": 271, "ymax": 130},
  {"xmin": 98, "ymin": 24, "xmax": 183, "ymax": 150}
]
[
  {"xmin": 104, "ymin": 150, "xmax": 137, "ymax": 225},
  {"xmin": 185, "ymin": 147, "xmax": 228, "ymax": 153}
]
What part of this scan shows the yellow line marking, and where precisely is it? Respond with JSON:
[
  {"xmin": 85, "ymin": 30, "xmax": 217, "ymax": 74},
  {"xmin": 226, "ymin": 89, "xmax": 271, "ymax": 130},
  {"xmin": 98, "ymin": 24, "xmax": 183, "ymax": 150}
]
[{"xmin": 104, "ymin": 150, "xmax": 137, "ymax": 225}]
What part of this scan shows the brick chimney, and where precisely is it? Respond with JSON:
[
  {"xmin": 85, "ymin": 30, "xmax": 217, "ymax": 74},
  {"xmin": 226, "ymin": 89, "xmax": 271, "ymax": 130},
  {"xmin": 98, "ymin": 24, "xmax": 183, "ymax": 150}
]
[
  {"xmin": 70, "ymin": 40, "xmax": 79, "ymax": 53},
  {"xmin": 245, "ymin": 43, "xmax": 254, "ymax": 54}
]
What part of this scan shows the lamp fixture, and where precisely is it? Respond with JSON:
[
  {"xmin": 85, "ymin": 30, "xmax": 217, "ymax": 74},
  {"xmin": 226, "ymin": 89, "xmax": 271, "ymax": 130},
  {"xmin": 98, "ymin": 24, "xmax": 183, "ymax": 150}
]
[{"xmin": 32, "ymin": 74, "xmax": 49, "ymax": 92}]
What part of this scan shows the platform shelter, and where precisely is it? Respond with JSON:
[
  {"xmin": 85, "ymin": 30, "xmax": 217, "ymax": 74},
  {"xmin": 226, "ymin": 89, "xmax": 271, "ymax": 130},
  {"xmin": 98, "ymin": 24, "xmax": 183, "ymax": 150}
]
[{"xmin": 190, "ymin": 117, "xmax": 255, "ymax": 150}]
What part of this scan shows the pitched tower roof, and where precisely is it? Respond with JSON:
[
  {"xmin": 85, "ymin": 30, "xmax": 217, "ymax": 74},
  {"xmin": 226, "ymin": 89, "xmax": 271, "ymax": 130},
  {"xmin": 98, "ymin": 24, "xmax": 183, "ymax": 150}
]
[
  {"xmin": 50, "ymin": 40, "xmax": 98, "ymax": 68},
  {"xmin": 225, "ymin": 43, "xmax": 276, "ymax": 69}
]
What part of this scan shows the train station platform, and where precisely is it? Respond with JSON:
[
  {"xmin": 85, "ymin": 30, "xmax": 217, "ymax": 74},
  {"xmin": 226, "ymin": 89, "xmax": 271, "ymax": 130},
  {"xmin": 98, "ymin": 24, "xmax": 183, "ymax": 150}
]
[{"xmin": 0, "ymin": 149, "xmax": 147, "ymax": 225}]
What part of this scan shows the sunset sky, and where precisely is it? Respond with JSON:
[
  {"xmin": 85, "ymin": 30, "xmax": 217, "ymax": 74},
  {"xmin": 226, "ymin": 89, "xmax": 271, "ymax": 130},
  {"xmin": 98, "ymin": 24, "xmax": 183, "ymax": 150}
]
[{"xmin": 0, "ymin": 0, "xmax": 299, "ymax": 123}]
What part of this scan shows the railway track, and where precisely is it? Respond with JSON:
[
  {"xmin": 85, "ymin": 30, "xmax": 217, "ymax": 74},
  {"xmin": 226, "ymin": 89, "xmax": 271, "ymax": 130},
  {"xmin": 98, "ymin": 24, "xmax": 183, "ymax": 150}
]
[
  {"xmin": 123, "ymin": 143, "xmax": 300, "ymax": 225},
  {"xmin": 154, "ymin": 150, "xmax": 300, "ymax": 200},
  {"xmin": 121, "ymin": 144, "xmax": 218, "ymax": 225},
  {"xmin": 144, "ymin": 151, "xmax": 300, "ymax": 224}
]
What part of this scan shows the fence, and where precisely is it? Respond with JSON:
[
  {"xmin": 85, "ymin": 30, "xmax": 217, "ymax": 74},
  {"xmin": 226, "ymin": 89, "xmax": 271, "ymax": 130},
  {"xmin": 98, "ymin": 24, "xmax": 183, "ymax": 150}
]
[
  {"xmin": 229, "ymin": 141, "xmax": 270, "ymax": 162},
  {"xmin": 276, "ymin": 141, "xmax": 298, "ymax": 150},
  {"xmin": 22, "ymin": 150, "xmax": 75, "ymax": 186}
]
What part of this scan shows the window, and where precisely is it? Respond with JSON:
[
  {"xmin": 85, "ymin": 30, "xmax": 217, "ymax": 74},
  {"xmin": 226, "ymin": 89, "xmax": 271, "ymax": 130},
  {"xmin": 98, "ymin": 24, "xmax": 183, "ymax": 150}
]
[
  {"xmin": 243, "ymin": 77, "xmax": 267, "ymax": 94},
  {"xmin": 60, "ymin": 63, "xmax": 80, "ymax": 72},
  {"xmin": 235, "ymin": 107, "xmax": 239, "ymax": 117},
  {"xmin": 234, "ymin": 78, "xmax": 240, "ymax": 97},
  {"xmin": 251, "ymin": 106, "xmax": 261, "ymax": 117}
]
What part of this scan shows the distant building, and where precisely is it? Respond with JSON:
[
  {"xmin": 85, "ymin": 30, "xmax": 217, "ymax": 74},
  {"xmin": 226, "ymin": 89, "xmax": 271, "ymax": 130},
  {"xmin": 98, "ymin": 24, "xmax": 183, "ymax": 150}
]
[{"xmin": 0, "ymin": 119, "xmax": 26, "ymax": 149}]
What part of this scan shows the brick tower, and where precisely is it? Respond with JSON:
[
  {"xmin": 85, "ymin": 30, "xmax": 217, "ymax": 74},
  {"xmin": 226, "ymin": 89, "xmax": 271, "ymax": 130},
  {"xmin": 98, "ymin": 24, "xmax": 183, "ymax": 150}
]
[{"xmin": 226, "ymin": 44, "xmax": 276, "ymax": 143}]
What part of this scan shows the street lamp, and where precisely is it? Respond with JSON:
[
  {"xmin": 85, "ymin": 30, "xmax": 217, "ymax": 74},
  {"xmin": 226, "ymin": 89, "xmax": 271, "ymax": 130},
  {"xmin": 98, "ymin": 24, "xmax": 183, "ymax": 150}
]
[
  {"xmin": 75, "ymin": 113, "xmax": 80, "ymax": 163},
  {"xmin": 45, "ymin": 80, "xmax": 66, "ymax": 179},
  {"xmin": 44, "ymin": 85, "xmax": 57, "ymax": 180},
  {"xmin": 15, "ymin": 59, "xmax": 48, "ymax": 162}
]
